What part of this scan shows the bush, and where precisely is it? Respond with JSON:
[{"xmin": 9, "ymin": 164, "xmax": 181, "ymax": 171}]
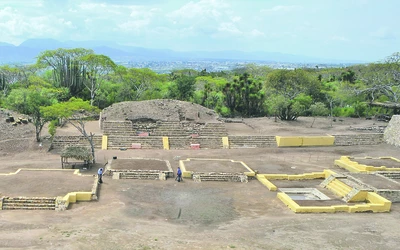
[
  {"xmin": 48, "ymin": 119, "xmax": 59, "ymax": 137},
  {"xmin": 333, "ymin": 106, "xmax": 355, "ymax": 117},
  {"xmin": 216, "ymin": 105, "xmax": 231, "ymax": 117}
]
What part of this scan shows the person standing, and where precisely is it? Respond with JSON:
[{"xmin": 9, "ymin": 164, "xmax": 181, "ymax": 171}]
[
  {"xmin": 98, "ymin": 168, "xmax": 104, "ymax": 184},
  {"xmin": 176, "ymin": 167, "xmax": 182, "ymax": 182}
]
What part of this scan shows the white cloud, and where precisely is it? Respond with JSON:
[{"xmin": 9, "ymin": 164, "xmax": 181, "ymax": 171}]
[
  {"xmin": 261, "ymin": 5, "xmax": 302, "ymax": 13},
  {"xmin": 166, "ymin": 0, "xmax": 244, "ymax": 38},
  {"xmin": 231, "ymin": 16, "xmax": 241, "ymax": 22},
  {"xmin": 217, "ymin": 22, "xmax": 242, "ymax": 35},
  {"xmin": 168, "ymin": 0, "xmax": 229, "ymax": 20},
  {"xmin": 249, "ymin": 29, "xmax": 265, "ymax": 37},
  {"xmin": 330, "ymin": 35, "xmax": 349, "ymax": 42},
  {"xmin": 0, "ymin": 7, "xmax": 67, "ymax": 43}
]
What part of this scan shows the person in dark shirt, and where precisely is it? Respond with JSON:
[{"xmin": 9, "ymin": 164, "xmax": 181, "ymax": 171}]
[
  {"xmin": 98, "ymin": 168, "xmax": 104, "ymax": 184},
  {"xmin": 176, "ymin": 167, "xmax": 182, "ymax": 182}
]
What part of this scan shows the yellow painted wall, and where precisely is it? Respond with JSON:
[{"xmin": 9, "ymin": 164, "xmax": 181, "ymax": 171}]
[
  {"xmin": 276, "ymin": 136, "xmax": 335, "ymax": 147},
  {"xmin": 277, "ymin": 191, "xmax": 391, "ymax": 213},
  {"xmin": 102, "ymin": 135, "xmax": 108, "ymax": 150},
  {"xmin": 326, "ymin": 179, "xmax": 352, "ymax": 197},
  {"xmin": 335, "ymin": 156, "xmax": 400, "ymax": 172},
  {"xmin": 162, "ymin": 137, "xmax": 170, "ymax": 150},
  {"xmin": 222, "ymin": 137, "xmax": 229, "ymax": 149},
  {"xmin": 257, "ymin": 175, "xmax": 277, "ymax": 191},
  {"xmin": 261, "ymin": 172, "xmax": 326, "ymax": 181},
  {"xmin": 348, "ymin": 190, "xmax": 368, "ymax": 202}
]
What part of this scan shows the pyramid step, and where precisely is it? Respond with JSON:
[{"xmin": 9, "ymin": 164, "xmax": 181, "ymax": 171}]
[{"xmin": 2, "ymin": 206, "xmax": 56, "ymax": 210}]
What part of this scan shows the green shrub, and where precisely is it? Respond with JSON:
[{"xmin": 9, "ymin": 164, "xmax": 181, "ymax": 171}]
[{"xmin": 48, "ymin": 119, "xmax": 59, "ymax": 137}]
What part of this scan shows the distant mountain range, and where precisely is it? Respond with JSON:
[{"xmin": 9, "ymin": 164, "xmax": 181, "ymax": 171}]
[{"xmin": 0, "ymin": 38, "xmax": 364, "ymax": 65}]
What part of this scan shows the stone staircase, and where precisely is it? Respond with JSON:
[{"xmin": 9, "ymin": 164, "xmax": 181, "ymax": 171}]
[
  {"xmin": 193, "ymin": 173, "xmax": 248, "ymax": 182},
  {"xmin": 103, "ymin": 121, "xmax": 134, "ymax": 136},
  {"xmin": 51, "ymin": 135, "xmax": 102, "ymax": 150},
  {"xmin": 325, "ymin": 179, "xmax": 353, "ymax": 198},
  {"xmin": 150, "ymin": 121, "xmax": 191, "ymax": 137},
  {"xmin": 107, "ymin": 136, "xmax": 164, "ymax": 149},
  {"xmin": 228, "ymin": 135, "xmax": 277, "ymax": 148},
  {"xmin": 377, "ymin": 172, "xmax": 400, "ymax": 179},
  {"xmin": 322, "ymin": 175, "xmax": 372, "ymax": 202},
  {"xmin": 342, "ymin": 188, "xmax": 363, "ymax": 202},
  {"xmin": 1, "ymin": 197, "xmax": 56, "ymax": 210},
  {"xmin": 169, "ymin": 137, "xmax": 223, "ymax": 149},
  {"xmin": 198, "ymin": 123, "xmax": 228, "ymax": 137}
]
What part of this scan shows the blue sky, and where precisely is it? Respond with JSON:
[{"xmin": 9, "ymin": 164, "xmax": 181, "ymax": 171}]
[{"xmin": 0, "ymin": 0, "xmax": 398, "ymax": 61}]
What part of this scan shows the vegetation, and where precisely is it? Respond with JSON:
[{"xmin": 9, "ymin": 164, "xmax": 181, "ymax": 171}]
[{"xmin": 1, "ymin": 48, "xmax": 400, "ymax": 141}]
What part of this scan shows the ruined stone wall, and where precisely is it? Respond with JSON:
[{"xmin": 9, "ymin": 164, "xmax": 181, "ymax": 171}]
[
  {"xmin": 384, "ymin": 115, "xmax": 400, "ymax": 147},
  {"xmin": 375, "ymin": 190, "xmax": 400, "ymax": 203},
  {"xmin": 51, "ymin": 135, "xmax": 102, "ymax": 150},
  {"xmin": 333, "ymin": 134, "xmax": 384, "ymax": 146}
]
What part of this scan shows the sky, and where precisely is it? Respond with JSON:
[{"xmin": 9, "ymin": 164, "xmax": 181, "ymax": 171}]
[{"xmin": 0, "ymin": 0, "xmax": 398, "ymax": 62}]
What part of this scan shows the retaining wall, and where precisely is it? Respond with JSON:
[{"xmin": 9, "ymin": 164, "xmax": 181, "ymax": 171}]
[
  {"xmin": 51, "ymin": 133, "xmax": 385, "ymax": 150},
  {"xmin": 333, "ymin": 133, "xmax": 384, "ymax": 146},
  {"xmin": 52, "ymin": 135, "xmax": 102, "ymax": 150}
]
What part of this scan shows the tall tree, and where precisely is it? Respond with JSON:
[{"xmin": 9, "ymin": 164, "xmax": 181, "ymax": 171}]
[
  {"xmin": 41, "ymin": 98, "xmax": 100, "ymax": 162},
  {"xmin": 168, "ymin": 75, "xmax": 196, "ymax": 101},
  {"xmin": 80, "ymin": 54, "xmax": 116, "ymax": 105},
  {"xmin": 222, "ymin": 73, "xmax": 265, "ymax": 116},
  {"xmin": 36, "ymin": 48, "xmax": 94, "ymax": 96},
  {"xmin": 0, "ymin": 65, "xmax": 23, "ymax": 95},
  {"xmin": 5, "ymin": 86, "xmax": 66, "ymax": 141},
  {"xmin": 265, "ymin": 69, "xmax": 321, "ymax": 120}
]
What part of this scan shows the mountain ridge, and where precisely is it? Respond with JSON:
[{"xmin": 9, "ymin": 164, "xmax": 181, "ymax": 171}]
[{"xmin": 0, "ymin": 38, "xmax": 365, "ymax": 65}]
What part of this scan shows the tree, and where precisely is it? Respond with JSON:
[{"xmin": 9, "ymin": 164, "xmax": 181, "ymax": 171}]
[
  {"xmin": 115, "ymin": 67, "xmax": 165, "ymax": 102},
  {"xmin": 41, "ymin": 98, "xmax": 100, "ymax": 162},
  {"xmin": 36, "ymin": 48, "xmax": 94, "ymax": 96},
  {"xmin": 265, "ymin": 69, "xmax": 321, "ymax": 120},
  {"xmin": 80, "ymin": 54, "xmax": 116, "ymax": 105},
  {"xmin": 309, "ymin": 102, "xmax": 329, "ymax": 127},
  {"xmin": 222, "ymin": 73, "xmax": 265, "ymax": 116},
  {"xmin": 0, "ymin": 65, "xmax": 23, "ymax": 95},
  {"xmin": 352, "ymin": 53, "xmax": 400, "ymax": 103},
  {"xmin": 340, "ymin": 69, "xmax": 356, "ymax": 83},
  {"xmin": 168, "ymin": 75, "xmax": 196, "ymax": 101},
  {"xmin": 5, "ymin": 86, "xmax": 65, "ymax": 141}
]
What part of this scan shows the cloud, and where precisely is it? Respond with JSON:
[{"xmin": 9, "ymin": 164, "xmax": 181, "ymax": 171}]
[
  {"xmin": 217, "ymin": 22, "xmax": 242, "ymax": 35},
  {"xmin": 166, "ymin": 0, "xmax": 244, "ymax": 38},
  {"xmin": 330, "ymin": 35, "xmax": 349, "ymax": 42},
  {"xmin": 249, "ymin": 29, "xmax": 265, "ymax": 37},
  {"xmin": 261, "ymin": 5, "xmax": 302, "ymax": 13},
  {"xmin": 0, "ymin": 6, "xmax": 72, "ymax": 43},
  {"xmin": 168, "ymin": 0, "xmax": 229, "ymax": 20}
]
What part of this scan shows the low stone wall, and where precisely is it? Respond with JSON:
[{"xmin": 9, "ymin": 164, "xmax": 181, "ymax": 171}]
[
  {"xmin": 376, "ymin": 190, "xmax": 400, "ymax": 203},
  {"xmin": 1, "ymin": 197, "xmax": 56, "ymax": 210},
  {"xmin": 193, "ymin": 173, "xmax": 248, "ymax": 182},
  {"xmin": 52, "ymin": 135, "xmax": 102, "ymax": 150},
  {"xmin": 51, "ymin": 133, "xmax": 385, "ymax": 151},
  {"xmin": 333, "ymin": 133, "xmax": 384, "ymax": 146}
]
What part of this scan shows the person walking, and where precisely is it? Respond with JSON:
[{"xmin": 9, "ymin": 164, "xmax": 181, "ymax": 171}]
[
  {"xmin": 176, "ymin": 167, "xmax": 182, "ymax": 182},
  {"xmin": 98, "ymin": 168, "xmax": 104, "ymax": 184}
]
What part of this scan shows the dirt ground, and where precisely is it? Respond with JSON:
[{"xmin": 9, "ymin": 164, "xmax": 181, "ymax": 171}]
[
  {"xmin": 0, "ymin": 170, "xmax": 94, "ymax": 197},
  {"xmin": 183, "ymin": 159, "xmax": 248, "ymax": 173},
  {"xmin": 110, "ymin": 159, "xmax": 169, "ymax": 171},
  {"xmin": 1, "ymin": 113, "xmax": 400, "ymax": 249},
  {"xmin": 351, "ymin": 158, "xmax": 400, "ymax": 168}
]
